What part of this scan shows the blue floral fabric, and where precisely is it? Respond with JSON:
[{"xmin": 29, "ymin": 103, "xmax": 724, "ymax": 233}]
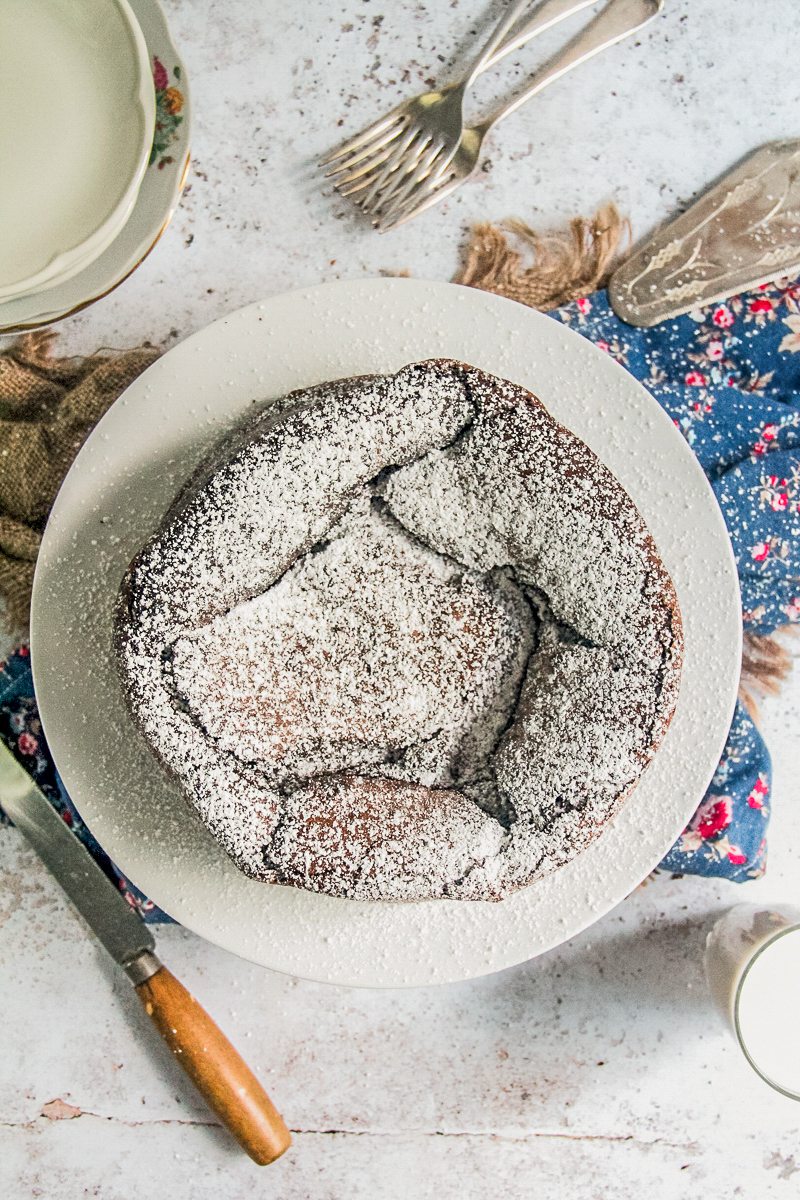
[
  {"xmin": 555, "ymin": 280, "xmax": 800, "ymax": 879},
  {"xmin": 0, "ymin": 648, "xmax": 163, "ymax": 922},
  {"xmin": 1, "ymin": 279, "xmax": 799, "ymax": 915}
]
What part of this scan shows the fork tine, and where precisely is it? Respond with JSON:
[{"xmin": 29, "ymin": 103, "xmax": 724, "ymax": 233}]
[
  {"xmin": 376, "ymin": 139, "xmax": 447, "ymax": 219},
  {"xmin": 323, "ymin": 118, "xmax": 407, "ymax": 179},
  {"xmin": 372, "ymin": 134, "xmax": 436, "ymax": 213},
  {"xmin": 377, "ymin": 154, "xmax": 453, "ymax": 222},
  {"xmin": 357, "ymin": 126, "xmax": 422, "ymax": 208},
  {"xmin": 335, "ymin": 149, "xmax": 402, "ymax": 198},
  {"xmin": 329, "ymin": 135, "xmax": 408, "ymax": 191},
  {"xmin": 376, "ymin": 177, "xmax": 450, "ymax": 231},
  {"xmin": 377, "ymin": 168, "xmax": 460, "ymax": 232},
  {"xmin": 320, "ymin": 107, "xmax": 405, "ymax": 167},
  {"xmin": 357, "ymin": 125, "xmax": 423, "ymax": 213},
  {"xmin": 335, "ymin": 132, "xmax": 420, "ymax": 199}
]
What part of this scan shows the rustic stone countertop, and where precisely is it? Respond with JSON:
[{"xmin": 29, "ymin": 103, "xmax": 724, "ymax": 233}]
[{"xmin": 2, "ymin": 1, "xmax": 800, "ymax": 1196}]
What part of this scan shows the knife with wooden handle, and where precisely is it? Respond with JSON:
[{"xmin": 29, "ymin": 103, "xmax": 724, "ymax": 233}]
[{"xmin": 0, "ymin": 741, "xmax": 291, "ymax": 1166}]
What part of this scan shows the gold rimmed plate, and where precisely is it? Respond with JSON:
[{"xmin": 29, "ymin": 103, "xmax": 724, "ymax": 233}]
[
  {"xmin": 0, "ymin": 0, "xmax": 190, "ymax": 334},
  {"xmin": 0, "ymin": 0, "xmax": 155, "ymax": 302}
]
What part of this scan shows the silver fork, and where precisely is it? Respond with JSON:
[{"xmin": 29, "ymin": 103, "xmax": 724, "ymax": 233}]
[
  {"xmin": 379, "ymin": 0, "xmax": 663, "ymax": 231},
  {"xmin": 322, "ymin": 0, "xmax": 599, "ymax": 218}
]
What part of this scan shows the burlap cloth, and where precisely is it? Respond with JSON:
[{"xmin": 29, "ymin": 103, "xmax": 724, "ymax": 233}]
[
  {"xmin": 0, "ymin": 207, "xmax": 791, "ymax": 703},
  {"xmin": 0, "ymin": 331, "xmax": 159, "ymax": 628}
]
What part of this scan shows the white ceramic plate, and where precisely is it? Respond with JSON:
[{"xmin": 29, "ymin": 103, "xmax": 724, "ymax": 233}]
[
  {"xmin": 0, "ymin": 0, "xmax": 190, "ymax": 333},
  {"xmin": 0, "ymin": 0, "xmax": 155, "ymax": 301},
  {"xmin": 31, "ymin": 279, "xmax": 741, "ymax": 989}
]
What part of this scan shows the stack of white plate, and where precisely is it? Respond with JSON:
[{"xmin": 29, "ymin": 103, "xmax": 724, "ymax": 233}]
[{"xmin": 0, "ymin": 0, "xmax": 191, "ymax": 332}]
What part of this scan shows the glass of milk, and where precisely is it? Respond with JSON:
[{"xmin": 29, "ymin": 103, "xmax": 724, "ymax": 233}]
[{"xmin": 705, "ymin": 903, "xmax": 800, "ymax": 1100}]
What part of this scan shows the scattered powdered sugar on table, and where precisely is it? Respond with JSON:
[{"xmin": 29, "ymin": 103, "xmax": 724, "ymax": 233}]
[{"xmin": 115, "ymin": 360, "xmax": 683, "ymax": 902}]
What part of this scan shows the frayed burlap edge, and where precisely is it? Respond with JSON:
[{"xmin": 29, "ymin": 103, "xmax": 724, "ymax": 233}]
[
  {"xmin": 455, "ymin": 201, "xmax": 630, "ymax": 310},
  {"xmin": 0, "ymin": 331, "xmax": 159, "ymax": 630},
  {"xmin": 740, "ymin": 629, "xmax": 798, "ymax": 720}
]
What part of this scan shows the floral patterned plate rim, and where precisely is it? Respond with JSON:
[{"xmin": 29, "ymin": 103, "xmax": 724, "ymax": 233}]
[
  {"xmin": 30, "ymin": 279, "xmax": 742, "ymax": 988},
  {"xmin": 0, "ymin": 0, "xmax": 155, "ymax": 302},
  {"xmin": 0, "ymin": 0, "xmax": 190, "ymax": 334}
]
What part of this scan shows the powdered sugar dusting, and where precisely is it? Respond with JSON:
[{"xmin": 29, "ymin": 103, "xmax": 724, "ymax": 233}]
[
  {"xmin": 169, "ymin": 496, "xmax": 532, "ymax": 794},
  {"xmin": 115, "ymin": 360, "xmax": 683, "ymax": 902}
]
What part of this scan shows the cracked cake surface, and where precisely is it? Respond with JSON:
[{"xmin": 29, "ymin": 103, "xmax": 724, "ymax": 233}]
[{"xmin": 114, "ymin": 359, "xmax": 684, "ymax": 902}]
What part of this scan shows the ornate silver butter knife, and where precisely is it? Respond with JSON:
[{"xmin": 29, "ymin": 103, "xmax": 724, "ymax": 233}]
[{"xmin": 609, "ymin": 139, "xmax": 800, "ymax": 326}]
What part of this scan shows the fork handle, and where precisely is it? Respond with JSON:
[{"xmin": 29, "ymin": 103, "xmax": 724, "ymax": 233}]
[
  {"xmin": 483, "ymin": 0, "xmax": 661, "ymax": 127},
  {"xmin": 481, "ymin": 0, "xmax": 599, "ymax": 72},
  {"xmin": 462, "ymin": 0, "xmax": 534, "ymax": 89}
]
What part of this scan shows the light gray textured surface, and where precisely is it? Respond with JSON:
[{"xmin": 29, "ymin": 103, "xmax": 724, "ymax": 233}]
[{"xmin": 2, "ymin": 0, "xmax": 800, "ymax": 1195}]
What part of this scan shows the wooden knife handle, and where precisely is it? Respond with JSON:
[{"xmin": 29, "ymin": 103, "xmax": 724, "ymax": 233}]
[{"xmin": 134, "ymin": 964, "xmax": 291, "ymax": 1165}]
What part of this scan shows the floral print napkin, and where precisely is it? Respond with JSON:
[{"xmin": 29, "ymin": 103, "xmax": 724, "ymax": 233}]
[{"xmin": 556, "ymin": 277, "xmax": 800, "ymax": 880}]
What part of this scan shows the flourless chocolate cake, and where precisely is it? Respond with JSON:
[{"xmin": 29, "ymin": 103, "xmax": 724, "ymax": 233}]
[{"xmin": 115, "ymin": 360, "xmax": 683, "ymax": 901}]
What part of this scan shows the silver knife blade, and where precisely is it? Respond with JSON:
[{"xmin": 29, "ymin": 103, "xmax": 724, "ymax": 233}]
[{"xmin": 0, "ymin": 741, "xmax": 154, "ymax": 969}]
